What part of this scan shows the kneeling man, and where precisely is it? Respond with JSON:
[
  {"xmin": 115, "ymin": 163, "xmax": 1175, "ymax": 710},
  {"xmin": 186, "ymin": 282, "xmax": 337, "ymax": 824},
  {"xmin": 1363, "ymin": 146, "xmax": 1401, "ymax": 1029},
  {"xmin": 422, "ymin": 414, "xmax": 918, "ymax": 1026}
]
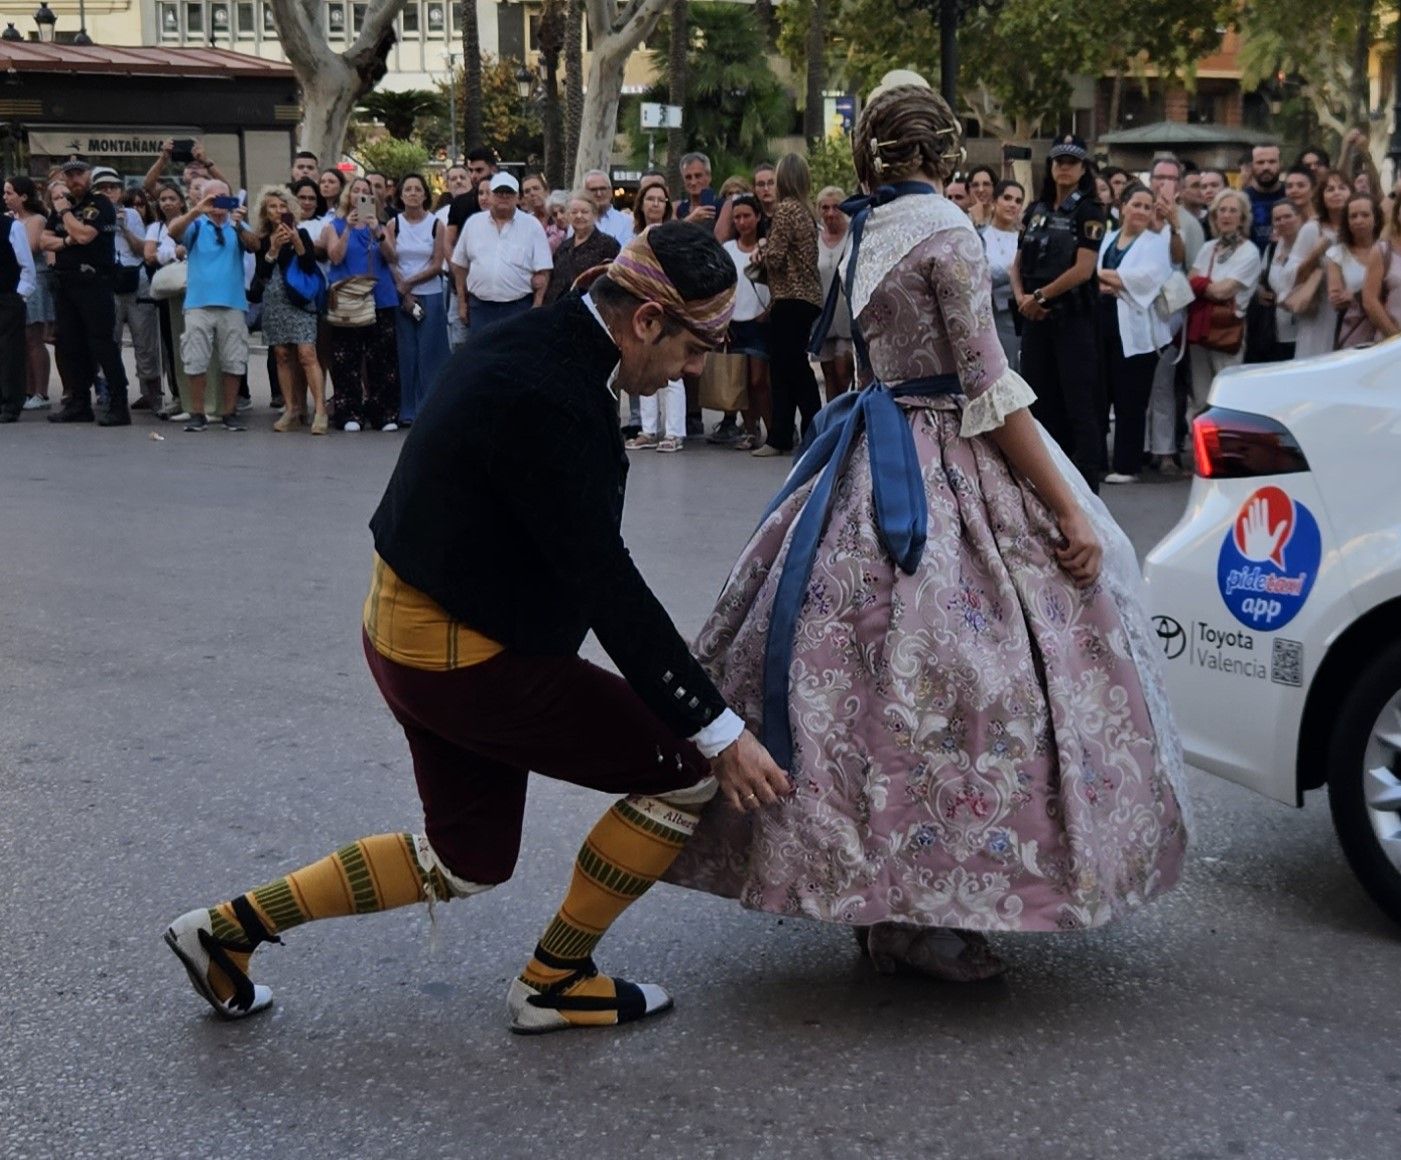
[{"xmin": 165, "ymin": 221, "xmax": 788, "ymax": 1033}]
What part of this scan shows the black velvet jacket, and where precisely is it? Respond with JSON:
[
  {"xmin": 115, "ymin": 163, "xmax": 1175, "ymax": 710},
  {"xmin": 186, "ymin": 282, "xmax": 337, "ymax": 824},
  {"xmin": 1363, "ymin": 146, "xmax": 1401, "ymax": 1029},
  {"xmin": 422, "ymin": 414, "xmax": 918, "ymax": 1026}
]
[{"xmin": 369, "ymin": 293, "xmax": 728, "ymax": 739}]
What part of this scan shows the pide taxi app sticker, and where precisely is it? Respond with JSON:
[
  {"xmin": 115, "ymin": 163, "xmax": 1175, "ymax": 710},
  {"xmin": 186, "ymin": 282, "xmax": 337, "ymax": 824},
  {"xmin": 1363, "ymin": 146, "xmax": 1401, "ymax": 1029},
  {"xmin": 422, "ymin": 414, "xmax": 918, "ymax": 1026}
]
[{"xmin": 1217, "ymin": 485, "xmax": 1321, "ymax": 630}]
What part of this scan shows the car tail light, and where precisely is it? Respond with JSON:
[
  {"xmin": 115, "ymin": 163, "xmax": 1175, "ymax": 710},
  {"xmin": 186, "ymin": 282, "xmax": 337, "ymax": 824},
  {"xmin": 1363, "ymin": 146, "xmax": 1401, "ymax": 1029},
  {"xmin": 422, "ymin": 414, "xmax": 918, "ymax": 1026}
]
[{"xmin": 1192, "ymin": 406, "xmax": 1310, "ymax": 479}]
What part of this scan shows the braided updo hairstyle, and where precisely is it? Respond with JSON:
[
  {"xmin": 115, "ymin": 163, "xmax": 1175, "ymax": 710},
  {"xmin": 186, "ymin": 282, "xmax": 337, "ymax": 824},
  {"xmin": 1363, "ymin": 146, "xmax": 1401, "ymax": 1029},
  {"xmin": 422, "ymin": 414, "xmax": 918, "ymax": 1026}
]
[{"xmin": 852, "ymin": 85, "xmax": 967, "ymax": 192}]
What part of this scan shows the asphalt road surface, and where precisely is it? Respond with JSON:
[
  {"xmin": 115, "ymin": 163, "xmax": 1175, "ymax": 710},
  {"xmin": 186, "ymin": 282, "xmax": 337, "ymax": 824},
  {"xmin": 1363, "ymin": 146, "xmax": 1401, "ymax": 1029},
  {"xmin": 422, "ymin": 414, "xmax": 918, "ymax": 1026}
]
[{"xmin": 2, "ymin": 371, "xmax": 1396, "ymax": 1160}]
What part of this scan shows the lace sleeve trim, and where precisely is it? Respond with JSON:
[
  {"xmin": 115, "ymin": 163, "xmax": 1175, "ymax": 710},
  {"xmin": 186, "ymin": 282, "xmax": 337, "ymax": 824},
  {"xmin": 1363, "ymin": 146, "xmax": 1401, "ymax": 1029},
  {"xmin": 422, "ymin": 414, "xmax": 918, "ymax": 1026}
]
[{"xmin": 959, "ymin": 369, "xmax": 1037, "ymax": 438}]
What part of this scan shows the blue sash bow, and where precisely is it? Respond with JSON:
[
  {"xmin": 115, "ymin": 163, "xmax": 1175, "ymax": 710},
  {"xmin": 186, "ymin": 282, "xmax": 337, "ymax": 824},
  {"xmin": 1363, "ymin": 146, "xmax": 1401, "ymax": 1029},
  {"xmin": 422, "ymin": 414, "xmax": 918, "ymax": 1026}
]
[{"xmin": 760, "ymin": 180, "xmax": 959, "ymax": 769}]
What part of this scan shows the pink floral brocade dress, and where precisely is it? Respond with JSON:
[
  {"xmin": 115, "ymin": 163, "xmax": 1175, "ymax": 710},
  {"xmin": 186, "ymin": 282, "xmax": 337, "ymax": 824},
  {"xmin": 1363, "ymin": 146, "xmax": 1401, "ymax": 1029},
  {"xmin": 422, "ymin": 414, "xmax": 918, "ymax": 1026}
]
[{"xmin": 664, "ymin": 195, "xmax": 1189, "ymax": 933}]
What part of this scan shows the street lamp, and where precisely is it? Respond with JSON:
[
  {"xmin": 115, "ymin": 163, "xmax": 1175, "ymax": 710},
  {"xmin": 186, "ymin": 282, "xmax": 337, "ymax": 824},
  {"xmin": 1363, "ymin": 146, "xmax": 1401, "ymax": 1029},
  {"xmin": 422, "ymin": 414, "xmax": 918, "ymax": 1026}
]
[
  {"xmin": 33, "ymin": 3, "xmax": 56, "ymax": 43},
  {"xmin": 1, "ymin": 23, "xmax": 23, "ymax": 41},
  {"xmin": 515, "ymin": 64, "xmax": 533, "ymax": 102},
  {"xmin": 72, "ymin": 0, "xmax": 93, "ymax": 45},
  {"xmin": 889, "ymin": 0, "xmax": 999, "ymax": 110},
  {"xmin": 444, "ymin": 49, "xmax": 458, "ymax": 163}
]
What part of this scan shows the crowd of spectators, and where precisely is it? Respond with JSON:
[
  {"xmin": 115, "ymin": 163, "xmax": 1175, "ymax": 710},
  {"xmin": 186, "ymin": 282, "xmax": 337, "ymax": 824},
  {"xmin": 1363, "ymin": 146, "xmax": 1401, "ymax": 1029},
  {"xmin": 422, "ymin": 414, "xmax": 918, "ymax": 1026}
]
[{"xmin": 3, "ymin": 134, "xmax": 1397, "ymax": 475}]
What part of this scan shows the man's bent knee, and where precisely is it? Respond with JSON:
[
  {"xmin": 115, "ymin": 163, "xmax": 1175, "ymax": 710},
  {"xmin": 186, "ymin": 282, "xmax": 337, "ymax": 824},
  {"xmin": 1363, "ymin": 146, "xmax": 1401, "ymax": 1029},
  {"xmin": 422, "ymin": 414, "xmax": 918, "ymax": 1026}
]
[{"xmin": 412, "ymin": 833, "xmax": 498, "ymax": 900}]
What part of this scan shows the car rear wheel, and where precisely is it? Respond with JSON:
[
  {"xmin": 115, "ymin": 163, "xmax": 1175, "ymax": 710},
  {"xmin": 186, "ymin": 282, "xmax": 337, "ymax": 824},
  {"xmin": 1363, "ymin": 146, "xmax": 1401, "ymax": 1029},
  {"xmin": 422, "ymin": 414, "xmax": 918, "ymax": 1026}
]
[{"xmin": 1327, "ymin": 643, "xmax": 1401, "ymax": 928}]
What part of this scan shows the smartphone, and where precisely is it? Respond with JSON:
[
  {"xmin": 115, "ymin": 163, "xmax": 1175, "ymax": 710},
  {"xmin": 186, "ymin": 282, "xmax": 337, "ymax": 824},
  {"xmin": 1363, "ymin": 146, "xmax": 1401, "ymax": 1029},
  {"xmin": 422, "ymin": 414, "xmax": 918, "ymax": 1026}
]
[
  {"xmin": 211, "ymin": 195, "xmax": 241, "ymax": 211},
  {"xmin": 171, "ymin": 139, "xmax": 196, "ymax": 164},
  {"xmin": 355, "ymin": 193, "xmax": 376, "ymax": 222},
  {"xmin": 1001, "ymin": 144, "xmax": 1033, "ymax": 162},
  {"xmin": 280, "ymin": 211, "xmax": 297, "ymax": 229},
  {"xmin": 696, "ymin": 187, "xmax": 717, "ymax": 207}
]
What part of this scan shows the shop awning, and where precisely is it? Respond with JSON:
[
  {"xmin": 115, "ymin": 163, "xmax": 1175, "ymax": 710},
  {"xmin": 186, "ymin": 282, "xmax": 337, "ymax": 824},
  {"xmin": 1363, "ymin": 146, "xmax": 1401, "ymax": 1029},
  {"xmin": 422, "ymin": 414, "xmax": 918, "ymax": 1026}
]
[
  {"xmin": 1097, "ymin": 121, "xmax": 1273, "ymax": 148},
  {"xmin": 0, "ymin": 42, "xmax": 293, "ymax": 79}
]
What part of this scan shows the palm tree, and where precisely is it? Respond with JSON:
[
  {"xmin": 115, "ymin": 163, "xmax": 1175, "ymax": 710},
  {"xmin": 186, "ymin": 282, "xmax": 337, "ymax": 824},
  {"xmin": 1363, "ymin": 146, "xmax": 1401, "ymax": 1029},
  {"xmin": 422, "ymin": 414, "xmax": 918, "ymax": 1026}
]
[
  {"xmin": 356, "ymin": 89, "xmax": 446, "ymax": 141},
  {"xmin": 539, "ymin": 0, "xmax": 567, "ymax": 186},
  {"xmin": 645, "ymin": 3, "xmax": 791, "ymax": 179},
  {"xmin": 462, "ymin": 0, "xmax": 484, "ymax": 149},
  {"xmin": 564, "ymin": 0, "xmax": 584, "ymax": 176},
  {"xmin": 804, "ymin": 0, "xmax": 826, "ymax": 143},
  {"xmin": 667, "ymin": 0, "xmax": 688, "ymax": 189}
]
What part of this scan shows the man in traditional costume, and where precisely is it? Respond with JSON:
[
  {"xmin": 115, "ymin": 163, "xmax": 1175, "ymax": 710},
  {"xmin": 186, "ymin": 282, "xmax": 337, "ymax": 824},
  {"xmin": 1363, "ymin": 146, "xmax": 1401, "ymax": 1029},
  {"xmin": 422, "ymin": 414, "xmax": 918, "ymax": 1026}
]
[{"xmin": 164, "ymin": 222, "xmax": 789, "ymax": 1034}]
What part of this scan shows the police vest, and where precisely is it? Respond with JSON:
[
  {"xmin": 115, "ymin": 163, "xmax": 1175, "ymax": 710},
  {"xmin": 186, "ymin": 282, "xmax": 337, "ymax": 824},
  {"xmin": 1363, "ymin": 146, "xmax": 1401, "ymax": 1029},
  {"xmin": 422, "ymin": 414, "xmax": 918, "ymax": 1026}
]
[{"xmin": 1022, "ymin": 192, "xmax": 1085, "ymax": 292}]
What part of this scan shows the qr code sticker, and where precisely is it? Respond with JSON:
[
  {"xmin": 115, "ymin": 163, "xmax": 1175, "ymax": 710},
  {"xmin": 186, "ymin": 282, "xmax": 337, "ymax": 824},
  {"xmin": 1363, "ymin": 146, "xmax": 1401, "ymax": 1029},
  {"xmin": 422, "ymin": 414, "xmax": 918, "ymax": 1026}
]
[{"xmin": 1271, "ymin": 639, "xmax": 1303, "ymax": 687}]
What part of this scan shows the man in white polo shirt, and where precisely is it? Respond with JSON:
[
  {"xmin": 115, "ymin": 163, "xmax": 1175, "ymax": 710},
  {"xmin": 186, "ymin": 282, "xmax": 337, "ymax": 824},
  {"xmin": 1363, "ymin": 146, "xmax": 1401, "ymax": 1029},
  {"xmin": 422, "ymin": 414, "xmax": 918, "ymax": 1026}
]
[{"xmin": 450, "ymin": 172, "xmax": 553, "ymax": 335}]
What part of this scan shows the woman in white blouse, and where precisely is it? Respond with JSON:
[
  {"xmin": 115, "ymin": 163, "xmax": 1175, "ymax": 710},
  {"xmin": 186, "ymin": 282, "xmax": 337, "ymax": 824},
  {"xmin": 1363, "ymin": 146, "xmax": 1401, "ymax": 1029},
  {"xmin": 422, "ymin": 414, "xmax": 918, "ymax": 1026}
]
[
  {"xmin": 1285, "ymin": 169, "xmax": 1349, "ymax": 359},
  {"xmin": 1096, "ymin": 182, "xmax": 1173, "ymax": 483},
  {"xmin": 1187, "ymin": 189, "xmax": 1262, "ymax": 419},
  {"xmin": 981, "ymin": 179, "xmax": 1026, "ymax": 372},
  {"xmin": 1265, "ymin": 199, "xmax": 1304, "ymax": 359},
  {"xmin": 1325, "ymin": 193, "xmax": 1381, "ymax": 350},
  {"xmin": 142, "ymin": 181, "xmax": 190, "ymax": 419},
  {"xmin": 815, "ymin": 185, "xmax": 854, "ymax": 402}
]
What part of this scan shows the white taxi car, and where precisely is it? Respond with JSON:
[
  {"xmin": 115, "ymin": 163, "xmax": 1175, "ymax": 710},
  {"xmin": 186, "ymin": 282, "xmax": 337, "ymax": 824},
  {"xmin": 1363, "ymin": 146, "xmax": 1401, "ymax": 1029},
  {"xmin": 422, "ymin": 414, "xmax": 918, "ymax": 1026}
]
[{"xmin": 1143, "ymin": 337, "xmax": 1401, "ymax": 923}]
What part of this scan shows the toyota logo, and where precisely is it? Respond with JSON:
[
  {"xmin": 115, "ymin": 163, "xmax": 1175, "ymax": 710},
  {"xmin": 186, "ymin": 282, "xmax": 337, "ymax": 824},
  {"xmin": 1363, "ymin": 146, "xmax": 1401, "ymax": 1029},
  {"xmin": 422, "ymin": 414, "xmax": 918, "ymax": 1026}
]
[{"xmin": 1153, "ymin": 615, "xmax": 1186, "ymax": 660}]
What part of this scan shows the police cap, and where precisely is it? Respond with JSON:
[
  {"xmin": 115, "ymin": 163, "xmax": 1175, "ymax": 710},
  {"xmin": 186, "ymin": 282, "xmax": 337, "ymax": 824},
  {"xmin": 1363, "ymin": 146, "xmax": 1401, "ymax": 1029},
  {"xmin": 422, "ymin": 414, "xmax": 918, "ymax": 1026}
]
[{"xmin": 1047, "ymin": 135, "xmax": 1089, "ymax": 162}]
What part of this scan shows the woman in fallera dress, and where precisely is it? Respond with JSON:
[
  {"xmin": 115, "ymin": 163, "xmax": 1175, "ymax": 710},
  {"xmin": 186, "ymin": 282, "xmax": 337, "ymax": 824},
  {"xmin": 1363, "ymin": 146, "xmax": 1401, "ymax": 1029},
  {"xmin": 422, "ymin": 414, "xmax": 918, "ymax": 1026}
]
[{"xmin": 665, "ymin": 78, "xmax": 1189, "ymax": 980}]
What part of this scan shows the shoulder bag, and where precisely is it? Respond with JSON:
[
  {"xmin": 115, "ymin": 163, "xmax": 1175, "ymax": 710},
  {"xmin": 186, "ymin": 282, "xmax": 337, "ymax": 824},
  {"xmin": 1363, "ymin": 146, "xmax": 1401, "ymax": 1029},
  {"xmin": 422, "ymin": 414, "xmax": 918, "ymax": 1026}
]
[
  {"xmin": 697, "ymin": 347, "xmax": 749, "ymax": 412},
  {"xmin": 149, "ymin": 260, "xmax": 187, "ymax": 300},
  {"xmin": 1186, "ymin": 247, "xmax": 1244, "ymax": 355},
  {"xmin": 325, "ymin": 222, "xmax": 379, "ymax": 328}
]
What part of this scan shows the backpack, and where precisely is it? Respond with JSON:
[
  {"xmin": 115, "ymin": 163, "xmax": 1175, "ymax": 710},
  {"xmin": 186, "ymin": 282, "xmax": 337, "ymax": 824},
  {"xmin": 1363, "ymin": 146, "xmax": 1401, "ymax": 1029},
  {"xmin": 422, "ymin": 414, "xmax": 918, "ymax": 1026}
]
[{"xmin": 0, "ymin": 214, "xmax": 22, "ymax": 295}]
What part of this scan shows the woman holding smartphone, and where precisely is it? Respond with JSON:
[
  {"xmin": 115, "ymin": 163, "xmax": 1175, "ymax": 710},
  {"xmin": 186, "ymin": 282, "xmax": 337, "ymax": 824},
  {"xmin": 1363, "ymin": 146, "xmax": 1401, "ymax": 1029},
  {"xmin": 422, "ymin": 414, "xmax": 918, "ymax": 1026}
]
[
  {"xmin": 321, "ymin": 177, "xmax": 400, "ymax": 432},
  {"xmin": 253, "ymin": 186, "xmax": 327, "ymax": 434}
]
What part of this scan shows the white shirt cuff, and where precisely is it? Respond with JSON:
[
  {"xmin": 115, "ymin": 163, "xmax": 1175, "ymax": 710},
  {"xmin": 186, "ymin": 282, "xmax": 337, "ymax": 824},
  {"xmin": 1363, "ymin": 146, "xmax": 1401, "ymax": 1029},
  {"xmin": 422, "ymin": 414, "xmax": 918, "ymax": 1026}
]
[{"xmin": 689, "ymin": 708, "xmax": 746, "ymax": 759}]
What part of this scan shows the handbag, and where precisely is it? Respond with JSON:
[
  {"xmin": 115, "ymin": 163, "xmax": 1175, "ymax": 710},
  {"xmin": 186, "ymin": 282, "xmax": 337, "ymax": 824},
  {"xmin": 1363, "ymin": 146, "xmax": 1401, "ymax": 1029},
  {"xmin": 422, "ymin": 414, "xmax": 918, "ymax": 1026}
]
[
  {"xmin": 324, "ymin": 221, "xmax": 379, "ymax": 327},
  {"xmin": 326, "ymin": 276, "xmax": 376, "ymax": 327},
  {"xmin": 1186, "ymin": 249, "xmax": 1244, "ymax": 355},
  {"xmin": 697, "ymin": 350, "xmax": 749, "ymax": 412},
  {"xmin": 149, "ymin": 260, "xmax": 187, "ymax": 300},
  {"xmin": 113, "ymin": 263, "xmax": 142, "ymax": 295},
  {"xmin": 1243, "ymin": 242, "xmax": 1279, "ymax": 363},
  {"xmin": 283, "ymin": 250, "xmax": 328, "ymax": 313},
  {"xmin": 1154, "ymin": 270, "xmax": 1194, "ymax": 318}
]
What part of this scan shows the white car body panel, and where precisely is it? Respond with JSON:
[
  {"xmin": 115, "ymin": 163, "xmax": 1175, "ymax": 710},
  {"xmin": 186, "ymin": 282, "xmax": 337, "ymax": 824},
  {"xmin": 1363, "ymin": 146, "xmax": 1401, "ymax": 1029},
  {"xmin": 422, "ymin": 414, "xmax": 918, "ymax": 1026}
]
[{"xmin": 1143, "ymin": 340, "xmax": 1401, "ymax": 806}]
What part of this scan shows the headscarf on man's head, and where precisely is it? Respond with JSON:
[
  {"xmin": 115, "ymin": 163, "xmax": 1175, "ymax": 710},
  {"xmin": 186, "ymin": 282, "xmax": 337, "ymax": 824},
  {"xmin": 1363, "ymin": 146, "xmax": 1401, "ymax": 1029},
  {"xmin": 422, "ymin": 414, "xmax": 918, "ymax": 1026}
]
[{"xmin": 593, "ymin": 226, "xmax": 736, "ymax": 347}]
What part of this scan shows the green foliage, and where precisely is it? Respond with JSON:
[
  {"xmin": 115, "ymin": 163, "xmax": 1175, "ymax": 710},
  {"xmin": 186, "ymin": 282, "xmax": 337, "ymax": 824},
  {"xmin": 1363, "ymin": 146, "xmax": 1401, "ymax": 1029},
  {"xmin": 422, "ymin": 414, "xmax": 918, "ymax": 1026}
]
[
  {"xmin": 423, "ymin": 57, "xmax": 545, "ymax": 165},
  {"xmin": 806, "ymin": 0, "xmax": 1226, "ymax": 137},
  {"xmin": 355, "ymin": 137, "xmax": 431, "ymax": 180},
  {"xmin": 631, "ymin": 3, "xmax": 795, "ymax": 178},
  {"xmin": 355, "ymin": 89, "xmax": 447, "ymax": 142},
  {"xmin": 806, "ymin": 133, "xmax": 855, "ymax": 195}
]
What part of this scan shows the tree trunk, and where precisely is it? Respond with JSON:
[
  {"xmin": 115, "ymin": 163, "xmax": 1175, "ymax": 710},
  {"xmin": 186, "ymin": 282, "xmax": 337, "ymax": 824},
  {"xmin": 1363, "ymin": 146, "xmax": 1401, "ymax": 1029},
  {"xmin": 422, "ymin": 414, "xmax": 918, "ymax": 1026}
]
[
  {"xmin": 803, "ymin": 0, "xmax": 825, "ymax": 143},
  {"xmin": 667, "ymin": 0, "xmax": 688, "ymax": 187},
  {"xmin": 1107, "ymin": 67, "xmax": 1124, "ymax": 132},
  {"xmin": 575, "ymin": 0, "xmax": 669, "ymax": 186},
  {"xmin": 1349, "ymin": 0, "xmax": 1373, "ymax": 125},
  {"xmin": 540, "ymin": 0, "xmax": 566, "ymax": 187},
  {"xmin": 463, "ymin": 0, "xmax": 484, "ymax": 150},
  {"xmin": 564, "ymin": 0, "xmax": 584, "ymax": 179},
  {"xmin": 270, "ymin": 0, "xmax": 405, "ymax": 164}
]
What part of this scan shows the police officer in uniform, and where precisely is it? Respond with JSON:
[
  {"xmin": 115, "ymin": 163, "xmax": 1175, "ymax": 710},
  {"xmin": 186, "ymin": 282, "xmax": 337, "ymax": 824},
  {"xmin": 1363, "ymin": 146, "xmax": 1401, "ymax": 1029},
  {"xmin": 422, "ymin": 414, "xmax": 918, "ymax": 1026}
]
[
  {"xmin": 42, "ymin": 159, "xmax": 131, "ymax": 426},
  {"xmin": 1010, "ymin": 135, "xmax": 1106, "ymax": 490}
]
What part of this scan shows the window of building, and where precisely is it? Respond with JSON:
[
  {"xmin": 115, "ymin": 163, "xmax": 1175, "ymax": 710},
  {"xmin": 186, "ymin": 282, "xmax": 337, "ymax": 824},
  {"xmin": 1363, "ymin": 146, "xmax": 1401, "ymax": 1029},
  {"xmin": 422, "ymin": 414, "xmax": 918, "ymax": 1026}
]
[
  {"xmin": 426, "ymin": 2, "xmax": 444, "ymax": 37},
  {"xmin": 236, "ymin": 1, "xmax": 255, "ymax": 36},
  {"xmin": 210, "ymin": 2, "xmax": 231, "ymax": 39},
  {"xmin": 185, "ymin": 2, "xmax": 204, "ymax": 34},
  {"xmin": 263, "ymin": 3, "xmax": 277, "ymax": 33},
  {"xmin": 327, "ymin": 2, "xmax": 346, "ymax": 38},
  {"xmin": 159, "ymin": 2, "xmax": 181, "ymax": 40},
  {"xmin": 450, "ymin": 1, "xmax": 462, "ymax": 33},
  {"xmin": 528, "ymin": 13, "xmax": 540, "ymax": 51},
  {"xmin": 402, "ymin": 2, "xmax": 420, "ymax": 35}
]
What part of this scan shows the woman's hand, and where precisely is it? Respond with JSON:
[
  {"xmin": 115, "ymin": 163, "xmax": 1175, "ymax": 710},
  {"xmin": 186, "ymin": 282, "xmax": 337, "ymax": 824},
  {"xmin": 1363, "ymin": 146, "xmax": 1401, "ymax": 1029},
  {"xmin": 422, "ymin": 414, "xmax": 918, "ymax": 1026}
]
[
  {"xmin": 1098, "ymin": 270, "xmax": 1123, "ymax": 294},
  {"xmin": 1018, "ymin": 293, "xmax": 1048, "ymax": 321},
  {"xmin": 1328, "ymin": 281, "xmax": 1351, "ymax": 309},
  {"xmin": 1054, "ymin": 506, "xmax": 1101, "ymax": 588}
]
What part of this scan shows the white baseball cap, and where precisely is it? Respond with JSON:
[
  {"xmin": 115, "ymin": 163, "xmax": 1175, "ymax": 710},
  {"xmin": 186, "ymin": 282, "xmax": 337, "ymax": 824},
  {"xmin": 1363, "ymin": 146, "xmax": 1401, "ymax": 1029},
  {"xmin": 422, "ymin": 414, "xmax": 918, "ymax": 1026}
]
[{"xmin": 490, "ymin": 172, "xmax": 520, "ymax": 194}]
